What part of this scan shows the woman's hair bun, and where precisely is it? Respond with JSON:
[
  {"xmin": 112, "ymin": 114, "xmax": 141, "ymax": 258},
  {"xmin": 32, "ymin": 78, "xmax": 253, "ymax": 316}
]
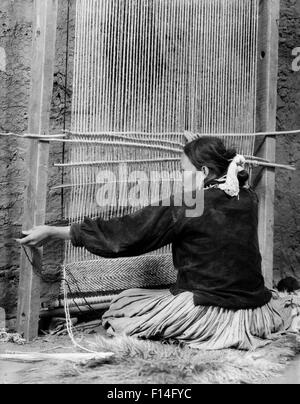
[
  {"xmin": 183, "ymin": 137, "xmax": 250, "ymax": 182},
  {"xmin": 237, "ymin": 170, "xmax": 249, "ymax": 187},
  {"xmin": 223, "ymin": 148, "xmax": 237, "ymax": 161}
]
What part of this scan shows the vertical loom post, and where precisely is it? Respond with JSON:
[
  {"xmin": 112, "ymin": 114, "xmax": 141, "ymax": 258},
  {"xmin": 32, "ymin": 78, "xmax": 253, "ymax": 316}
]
[
  {"xmin": 255, "ymin": 0, "xmax": 280, "ymax": 288},
  {"xmin": 0, "ymin": 307, "xmax": 5, "ymax": 330},
  {"xmin": 16, "ymin": 0, "xmax": 58, "ymax": 341}
]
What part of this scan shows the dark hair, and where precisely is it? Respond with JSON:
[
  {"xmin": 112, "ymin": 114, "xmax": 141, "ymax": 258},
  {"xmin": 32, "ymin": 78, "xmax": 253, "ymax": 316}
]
[
  {"xmin": 183, "ymin": 136, "xmax": 249, "ymax": 187},
  {"xmin": 277, "ymin": 277, "xmax": 300, "ymax": 293}
]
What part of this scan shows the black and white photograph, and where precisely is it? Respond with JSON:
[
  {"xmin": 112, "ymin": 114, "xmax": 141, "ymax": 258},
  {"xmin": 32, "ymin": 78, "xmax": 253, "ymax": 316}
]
[{"xmin": 0, "ymin": 0, "xmax": 299, "ymax": 387}]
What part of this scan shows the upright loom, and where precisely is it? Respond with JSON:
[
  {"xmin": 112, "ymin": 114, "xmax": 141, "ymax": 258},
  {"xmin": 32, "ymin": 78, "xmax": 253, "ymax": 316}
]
[{"xmin": 17, "ymin": 0, "xmax": 280, "ymax": 340}]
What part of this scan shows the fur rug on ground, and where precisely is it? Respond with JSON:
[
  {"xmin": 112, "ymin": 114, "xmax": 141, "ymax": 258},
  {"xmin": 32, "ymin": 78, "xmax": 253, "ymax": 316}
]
[
  {"xmin": 5, "ymin": 332, "xmax": 299, "ymax": 384},
  {"xmin": 79, "ymin": 333, "xmax": 300, "ymax": 384}
]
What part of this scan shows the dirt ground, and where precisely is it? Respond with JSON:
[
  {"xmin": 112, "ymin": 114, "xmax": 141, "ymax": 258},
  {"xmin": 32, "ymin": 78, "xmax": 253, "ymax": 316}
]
[
  {"xmin": 0, "ymin": 327, "xmax": 109, "ymax": 384},
  {"xmin": 0, "ymin": 335, "xmax": 77, "ymax": 384},
  {"xmin": 0, "ymin": 328, "xmax": 299, "ymax": 385}
]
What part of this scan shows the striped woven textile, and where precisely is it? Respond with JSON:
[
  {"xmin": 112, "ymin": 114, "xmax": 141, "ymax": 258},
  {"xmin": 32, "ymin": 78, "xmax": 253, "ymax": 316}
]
[{"xmin": 102, "ymin": 289, "xmax": 295, "ymax": 351}]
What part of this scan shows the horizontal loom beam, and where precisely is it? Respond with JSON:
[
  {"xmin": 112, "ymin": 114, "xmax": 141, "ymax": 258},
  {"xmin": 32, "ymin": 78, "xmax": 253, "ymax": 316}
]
[{"xmin": 1, "ymin": 129, "xmax": 300, "ymax": 140}]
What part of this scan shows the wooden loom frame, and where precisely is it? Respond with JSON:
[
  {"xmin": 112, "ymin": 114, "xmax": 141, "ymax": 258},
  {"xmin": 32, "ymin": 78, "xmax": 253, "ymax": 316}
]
[{"xmin": 16, "ymin": 0, "xmax": 280, "ymax": 341}]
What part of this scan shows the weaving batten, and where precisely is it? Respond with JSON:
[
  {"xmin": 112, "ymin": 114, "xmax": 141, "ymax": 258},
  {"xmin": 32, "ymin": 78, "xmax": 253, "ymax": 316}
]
[
  {"xmin": 54, "ymin": 160, "xmax": 295, "ymax": 170},
  {"xmin": 0, "ymin": 133, "xmax": 66, "ymax": 139}
]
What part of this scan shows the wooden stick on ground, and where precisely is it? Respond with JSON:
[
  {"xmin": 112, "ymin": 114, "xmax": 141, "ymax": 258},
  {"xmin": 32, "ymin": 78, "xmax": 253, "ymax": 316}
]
[{"xmin": 0, "ymin": 352, "xmax": 114, "ymax": 364}]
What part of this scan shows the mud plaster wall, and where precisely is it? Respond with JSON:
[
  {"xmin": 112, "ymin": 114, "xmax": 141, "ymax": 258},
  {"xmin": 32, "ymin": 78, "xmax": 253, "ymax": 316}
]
[
  {"xmin": 0, "ymin": 0, "xmax": 74, "ymax": 323},
  {"xmin": 275, "ymin": 0, "xmax": 300, "ymax": 281},
  {"xmin": 0, "ymin": 0, "xmax": 299, "ymax": 322}
]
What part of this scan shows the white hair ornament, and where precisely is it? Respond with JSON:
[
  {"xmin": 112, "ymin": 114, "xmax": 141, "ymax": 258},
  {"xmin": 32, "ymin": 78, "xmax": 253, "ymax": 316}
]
[{"xmin": 218, "ymin": 154, "xmax": 246, "ymax": 197}]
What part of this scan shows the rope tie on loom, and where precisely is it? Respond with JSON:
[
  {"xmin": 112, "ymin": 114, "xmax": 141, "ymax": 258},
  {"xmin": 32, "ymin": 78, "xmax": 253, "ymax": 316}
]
[
  {"xmin": 218, "ymin": 154, "xmax": 246, "ymax": 197},
  {"xmin": 62, "ymin": 266, "xmax": 100, "ymax": 354},
  {"xmin": 21, "ymin": 244, "xmax": 102, "ymax": 354}
]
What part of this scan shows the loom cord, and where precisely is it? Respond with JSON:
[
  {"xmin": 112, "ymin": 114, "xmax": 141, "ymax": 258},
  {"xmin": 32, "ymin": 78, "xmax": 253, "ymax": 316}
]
[
  {"xmin": 21, "ymin": 244, "xmax": 103, "ymax": 351},
  {"xmin": 63, "ymin": 265, "xmax": 105, "ymax": 354},
  {"xmin": 21, "ymin": 245, "xmax": 61, "ymax": 284},
  {"xmin": 21, "ymin": 245, "xmax": 102, "ymax": 314},
  {"xmin": 64, "ymin": 268, "xmax": 105, "ymax": 315}
]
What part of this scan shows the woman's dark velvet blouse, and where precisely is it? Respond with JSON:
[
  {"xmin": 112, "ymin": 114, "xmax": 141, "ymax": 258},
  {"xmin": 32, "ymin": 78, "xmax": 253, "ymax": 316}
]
[{"xmin": 70, "ymin": 185, "xmax": 272, "ymax": 310}]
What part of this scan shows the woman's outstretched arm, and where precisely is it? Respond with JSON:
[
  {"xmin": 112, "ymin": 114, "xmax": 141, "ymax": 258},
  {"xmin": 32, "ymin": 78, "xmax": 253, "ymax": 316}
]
[
  {"xmin": 17, "ymin": 202, "xmax": 182, "ymax": 257},
  {"xmin": 70, "ymin": 203, "xmax": 179, "ymax": 258}
]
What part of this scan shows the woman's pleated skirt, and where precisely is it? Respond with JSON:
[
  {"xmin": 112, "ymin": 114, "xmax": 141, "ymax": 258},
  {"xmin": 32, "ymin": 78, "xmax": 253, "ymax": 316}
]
[{"xmin": 102, "ymin": 288, "xmax": 294, "ymax": 351}]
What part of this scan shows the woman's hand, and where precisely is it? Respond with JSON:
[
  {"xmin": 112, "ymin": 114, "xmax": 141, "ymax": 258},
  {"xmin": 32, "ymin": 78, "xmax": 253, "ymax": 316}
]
[
  {"xmin": 16, "ymin": 226, "xmax": 71, "ymax": 247},
  {"xmin": 16, "ymin": 226, "xmax": 54, "ymax": 247}
]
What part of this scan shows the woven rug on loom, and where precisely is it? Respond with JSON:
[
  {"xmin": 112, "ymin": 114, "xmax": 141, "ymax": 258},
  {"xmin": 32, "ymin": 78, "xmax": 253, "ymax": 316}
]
[{"xmin": 60, "ymin": 333, "xmax": 300, "ymax": 384}]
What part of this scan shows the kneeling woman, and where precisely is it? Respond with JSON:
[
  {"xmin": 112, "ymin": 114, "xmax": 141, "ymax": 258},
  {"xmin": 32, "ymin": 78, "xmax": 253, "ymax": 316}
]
[{"xmin": 19, "ymin": 137, "xmax": 292, "ymax": 350}]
